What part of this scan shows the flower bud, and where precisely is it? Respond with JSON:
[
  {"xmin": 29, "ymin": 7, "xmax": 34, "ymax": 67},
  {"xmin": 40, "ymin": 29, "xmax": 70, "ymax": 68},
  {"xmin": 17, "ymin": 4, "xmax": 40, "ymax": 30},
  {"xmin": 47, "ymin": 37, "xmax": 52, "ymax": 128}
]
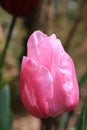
[{"xmin": 19, "ymin": 30, "xmax": 79, "ymax": 118}]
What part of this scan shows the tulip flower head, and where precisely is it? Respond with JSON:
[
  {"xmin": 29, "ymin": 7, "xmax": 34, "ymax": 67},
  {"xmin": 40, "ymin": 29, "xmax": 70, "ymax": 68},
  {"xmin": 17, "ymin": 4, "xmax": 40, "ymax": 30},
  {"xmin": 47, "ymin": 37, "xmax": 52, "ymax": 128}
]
[
  {"xmin": 19, "ymin": 30, "xmax": 79, "ymax": 118},
  {"xmin": 0, "ymin": 0, "xmax": 39, "ymax": 16}
]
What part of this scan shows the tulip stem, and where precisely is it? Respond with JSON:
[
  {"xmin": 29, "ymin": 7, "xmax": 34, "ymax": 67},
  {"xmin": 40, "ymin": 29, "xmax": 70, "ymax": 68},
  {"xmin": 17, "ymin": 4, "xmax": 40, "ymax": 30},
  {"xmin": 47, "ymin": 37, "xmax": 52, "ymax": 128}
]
[
  {"xmin": 41, "ymin": 117, "xmax": 58, "ymax": 130},
  {"xmin": 0, "ymin": 15, "xmax": 16, "ymax": 90}
]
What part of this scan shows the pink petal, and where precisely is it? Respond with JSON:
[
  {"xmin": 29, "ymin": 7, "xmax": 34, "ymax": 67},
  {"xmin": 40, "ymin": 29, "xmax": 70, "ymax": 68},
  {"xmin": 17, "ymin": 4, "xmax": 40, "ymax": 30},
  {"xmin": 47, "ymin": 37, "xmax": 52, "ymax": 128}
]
[
  {"xmin": 59, "ymin": 52, "xmax": 79, "ymax": 110},
  {"xmin": 19, "ymin": 56, "xmax": 54, "ymax": 117},
  {"xmin": 48, "ymin": 51, "xmax": 79, "ymax": 116},
  {"xmin": 37, "ymin": 34, "xmax": 63, "ymax": 69},
  {"xmin": 27, "ymin": 30, "xmax": 47, "ymax": 63}
]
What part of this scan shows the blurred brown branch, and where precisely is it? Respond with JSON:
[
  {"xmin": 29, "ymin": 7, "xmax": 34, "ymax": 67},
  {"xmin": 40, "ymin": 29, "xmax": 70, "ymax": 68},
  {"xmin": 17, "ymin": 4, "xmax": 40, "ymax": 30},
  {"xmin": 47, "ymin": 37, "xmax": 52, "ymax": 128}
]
[
  {"xmin": 64, "ymin": 0, "xmax": 87, "ymax": 51},
  {"xmin": 39, "ymin": 0, "xmax": 55, "ymax": 35}
]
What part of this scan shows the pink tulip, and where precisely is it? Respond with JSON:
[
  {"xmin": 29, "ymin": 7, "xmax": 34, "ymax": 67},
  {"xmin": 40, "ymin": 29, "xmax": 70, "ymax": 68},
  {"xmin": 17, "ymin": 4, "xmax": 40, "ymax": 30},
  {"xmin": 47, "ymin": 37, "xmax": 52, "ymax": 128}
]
[{"xmin": 19, "ymin": 30, "xmax": 79, "ymax": 118}]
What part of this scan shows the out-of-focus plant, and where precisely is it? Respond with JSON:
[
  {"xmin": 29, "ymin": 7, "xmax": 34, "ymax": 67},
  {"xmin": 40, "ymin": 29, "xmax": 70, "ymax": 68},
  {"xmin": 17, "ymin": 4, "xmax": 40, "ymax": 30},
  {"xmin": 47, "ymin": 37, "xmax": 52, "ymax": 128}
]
[
  {"xmin": 0, "ymin": 16, "xmax": 16, "ymax": 130},
  {"xmin": 0, "ymin": 85, "xmax": 12, "ymax": 130},
  {"xmin": 79, "ymin": 71, "xmax": 87, "ymax": 88},
  {"xmin": 76, "ymin": 97, "xmax": 87, "ymax": 130},
  {"xmin": 64, "ymin": 0, "xmax": 87, "ymax": 51},
  {"xmin": 0, "ymin": 0, "xmax": 40, "ymax": 16},
  {"xmin": 0, "ymin": 16, "xmax": 16, "ymax": 89}
]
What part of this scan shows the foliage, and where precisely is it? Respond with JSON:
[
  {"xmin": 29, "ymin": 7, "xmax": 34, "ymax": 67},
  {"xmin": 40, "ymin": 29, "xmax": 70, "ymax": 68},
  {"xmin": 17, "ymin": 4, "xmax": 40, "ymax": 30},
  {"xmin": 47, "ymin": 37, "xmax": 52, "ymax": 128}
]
[
  {"xmin": 0, "ymin": 86, "xmax": 12, "ymax": 130},
  {"xmin": 76, "ymin": 97, "xmax": 87, "ymax": 130}
]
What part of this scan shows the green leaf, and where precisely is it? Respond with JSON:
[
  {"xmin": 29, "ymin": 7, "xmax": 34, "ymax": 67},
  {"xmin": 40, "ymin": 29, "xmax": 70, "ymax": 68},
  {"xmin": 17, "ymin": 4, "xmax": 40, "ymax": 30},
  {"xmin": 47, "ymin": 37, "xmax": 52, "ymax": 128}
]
[
  {"xmin": 76, "ymin": 97, "xmax": 87, "ymax": 130},
  {"xmin": 0, "ymin": 85, "xmax": 13, "ymax": 130}
]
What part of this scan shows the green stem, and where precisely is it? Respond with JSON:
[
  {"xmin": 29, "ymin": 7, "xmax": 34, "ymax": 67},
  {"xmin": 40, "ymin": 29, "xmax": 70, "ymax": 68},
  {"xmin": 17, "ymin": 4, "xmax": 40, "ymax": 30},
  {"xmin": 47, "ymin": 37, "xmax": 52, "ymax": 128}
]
[{"xmin": 0, "ymin": 16, "xmax": 16, "ymax": 90}]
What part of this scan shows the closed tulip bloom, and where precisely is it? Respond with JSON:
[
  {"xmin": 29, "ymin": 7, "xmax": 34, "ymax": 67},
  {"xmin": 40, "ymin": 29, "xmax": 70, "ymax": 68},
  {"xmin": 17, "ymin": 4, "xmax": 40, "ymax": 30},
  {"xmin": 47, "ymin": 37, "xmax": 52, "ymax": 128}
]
[{"xmin": 19, "ymin": 30, "xmax": 79, "ymax": 118}]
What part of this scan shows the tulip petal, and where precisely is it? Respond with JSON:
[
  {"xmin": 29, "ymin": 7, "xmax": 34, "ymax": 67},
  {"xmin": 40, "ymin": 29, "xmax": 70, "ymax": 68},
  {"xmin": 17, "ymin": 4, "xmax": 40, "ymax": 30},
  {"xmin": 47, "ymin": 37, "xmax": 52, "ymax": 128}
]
[
  {"xmin": 27, "ymin": 30, "xmax": 47, "ymax": 62},
  {"xmin": 49, "ymin": 51, "xmax": 79, "ymax": 116},
  {"xmin": 36, "ymin": 35, "xmax": 56, "ymax": 68},
  {"xmin": 20, "ymin": 56, "xmax": 54, "ymax": 117},
  {"xmin": 59, "ymin": 52, "xmax": 79, "ymax": 110}
]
